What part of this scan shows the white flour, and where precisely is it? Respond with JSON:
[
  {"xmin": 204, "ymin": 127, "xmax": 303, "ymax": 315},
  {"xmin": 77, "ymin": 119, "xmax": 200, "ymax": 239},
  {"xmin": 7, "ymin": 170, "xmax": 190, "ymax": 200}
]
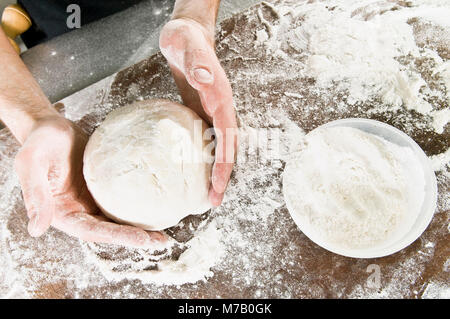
[
  {"xmin": 256, "ymin": 0, "xmax": 450, "ymax": 132},
  {"xmin": 430, "ymin": 147, "xmax": 450, "ymax": 172},
  {"xmin": 82, "ymin": 219, "xmax": 224, "ymax": 286},
  {"xmin": 283, "ymin": 127, "xmax": 425, "ymax": 251}
]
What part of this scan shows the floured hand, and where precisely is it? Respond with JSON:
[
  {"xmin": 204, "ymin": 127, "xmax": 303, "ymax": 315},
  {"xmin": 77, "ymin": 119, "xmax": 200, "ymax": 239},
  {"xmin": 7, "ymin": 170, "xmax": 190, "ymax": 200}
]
[
  {"xmin": 14, "ymin": 115, "xmax": 167, "ymax": 248},
  {"xmin": 160, "ymin": 18, "xmax": 238, "ymax": 206}
]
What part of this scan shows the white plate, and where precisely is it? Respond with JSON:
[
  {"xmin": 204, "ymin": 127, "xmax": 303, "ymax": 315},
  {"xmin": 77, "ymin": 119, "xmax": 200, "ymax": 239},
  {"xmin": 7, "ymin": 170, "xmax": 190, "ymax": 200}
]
[{"xmin": 284, "ymin": 118, "xmax": 438, "ymax": 258}]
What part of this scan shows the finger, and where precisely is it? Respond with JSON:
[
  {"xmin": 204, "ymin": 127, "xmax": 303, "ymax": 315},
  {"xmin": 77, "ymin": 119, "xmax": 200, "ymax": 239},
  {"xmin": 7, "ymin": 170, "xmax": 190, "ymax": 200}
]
[
  {"xmin": 196, "ymin": 70, "xmax": 237, "ymax": 196},
  {"xmin": 168, "ymin": 64, "xmax": 211, "ymax": 122},
  {"xmin": 210, "ymin": 102, "xmax": 237, "ymax": 194},
  {"xmin": 53, "ymin": 211, "xmax": 168, "ymax": 249},
  {"xmin": 160, "ymin": 19, "xmax": 217, "ymax": 116},
  {"xmin": 15, "ymin": 148, "xmax": 54, "ymax": 237},
  {"xmin": 183, "ymin": 48, "xmax": 219, "ymax": 116},
  {"xmin": 208, "ymin": 187, "xmax": 225, "ymax": 208},
  {"xmin": 181, "ymin": 52, "xmax": 237, "ymax": 200},
  {"xmin": 160, "ymin": 19, "xmax": 237, "ymax": 201},
  {"xmin": 182, "ymin": 46, "xmax": 237, "ymax": 190}
]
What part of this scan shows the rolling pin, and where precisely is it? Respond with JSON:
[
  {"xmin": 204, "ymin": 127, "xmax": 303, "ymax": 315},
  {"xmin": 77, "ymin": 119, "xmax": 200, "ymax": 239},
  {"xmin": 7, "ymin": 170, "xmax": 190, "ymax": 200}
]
[{"xmin": 1, "ymin": 4, "xmax": 32, "ymax": 54}]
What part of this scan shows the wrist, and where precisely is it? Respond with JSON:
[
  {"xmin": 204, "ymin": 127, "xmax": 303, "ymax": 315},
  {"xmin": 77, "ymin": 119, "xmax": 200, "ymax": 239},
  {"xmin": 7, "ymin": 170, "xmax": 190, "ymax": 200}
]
[
  {"xmin": 1, "ymin": 102, "xmax": 60, "ymax": 145},
  {"xmin": 171, "ymin": 0, "xmax": 220, "ymax": 44},
  {"xmin": 168, "ymin": 17, "xmax": 215, "ymax": 47},
  {"xmin": 170, "ymin": 16, "xmax": 215, "ymax": 40},
  {"xmin": 24, "ymin": 109, "xmax": 63, "ymax": 142}
]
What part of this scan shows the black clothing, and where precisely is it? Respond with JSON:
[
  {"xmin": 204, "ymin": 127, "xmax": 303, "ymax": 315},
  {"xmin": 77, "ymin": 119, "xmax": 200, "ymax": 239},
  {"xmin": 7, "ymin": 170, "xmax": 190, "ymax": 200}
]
[{"xmin": 18, "ymin": 0, "xmax": 144, "ymax": 47}]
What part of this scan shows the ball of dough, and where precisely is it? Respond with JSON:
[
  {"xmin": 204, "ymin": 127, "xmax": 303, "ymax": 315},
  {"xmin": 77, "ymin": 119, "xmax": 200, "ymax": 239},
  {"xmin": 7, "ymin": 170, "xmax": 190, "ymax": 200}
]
[{"xmin": 83, "ymin": 99, "xmax": 213, "ymax": 230}]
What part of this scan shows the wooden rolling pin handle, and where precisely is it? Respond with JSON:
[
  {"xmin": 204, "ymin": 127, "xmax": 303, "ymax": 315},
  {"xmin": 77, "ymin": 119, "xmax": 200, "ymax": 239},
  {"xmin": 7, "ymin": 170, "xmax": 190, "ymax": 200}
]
[
  {"xmin": 1, "ymin": 4, "xmax": 32, "ymax": 54},
  {"xmin": 7, "ymin": 36, "xmax": 20, "ymax": 53}
]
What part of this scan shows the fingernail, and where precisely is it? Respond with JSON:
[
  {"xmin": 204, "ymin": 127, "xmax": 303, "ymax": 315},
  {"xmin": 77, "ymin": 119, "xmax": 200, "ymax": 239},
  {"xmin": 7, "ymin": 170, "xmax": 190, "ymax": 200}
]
[
  {"xmin": 153, "ymin": 232, "xmax": 168, "ymax": 243},
  {"xmin": 193, "ymin": 68, "xmax": 213, "ymax": 84},
  {"xmin": 144, "ymin": 233, "xmax": 170, "ymax": 251},
  {"xmin": 212, "ymin": 174, "xmax": 228, "ymax": 194},
  {"xmin": 142, "ymin": 232, "xmax": 167, "ymax": 246},
  {"xmin": 209, "ymin": 187, "xmax": 224, "ymax": 207},
  {"xmin": 28, "ymin": 215, "xmax": 41, "ymax": 237}
]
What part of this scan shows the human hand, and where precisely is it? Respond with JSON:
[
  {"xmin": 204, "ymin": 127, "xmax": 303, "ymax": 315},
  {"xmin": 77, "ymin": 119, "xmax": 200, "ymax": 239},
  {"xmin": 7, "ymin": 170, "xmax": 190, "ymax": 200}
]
[
  {"xmin": 160, "ymin": 18, "xmax": 238, "ymax": 207},
  {"xmin": 14, "ymin": 115, "xmax": 167, "ymax": 248}
]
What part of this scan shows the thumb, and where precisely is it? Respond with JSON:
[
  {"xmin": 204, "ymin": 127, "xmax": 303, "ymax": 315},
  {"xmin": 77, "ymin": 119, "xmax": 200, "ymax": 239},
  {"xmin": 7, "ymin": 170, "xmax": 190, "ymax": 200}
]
[
  {"xmin": 15, "ymin": 149, "xmax": 54, "ymax": 237},
  {"xmin": 159, "ymin": 19, "xmax": 216, "ymax": 91},
  {"xmin": 184, "ymin": 48, "xmax": 215, "ymax": 89}
]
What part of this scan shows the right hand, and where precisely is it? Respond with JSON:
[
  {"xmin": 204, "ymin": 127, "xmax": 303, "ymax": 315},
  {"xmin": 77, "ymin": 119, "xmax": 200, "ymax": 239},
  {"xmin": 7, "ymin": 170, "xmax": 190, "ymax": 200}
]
[
  {"xmin": 14, "ymin": 114, "xmax": 167, "ymax": 248},
  {"xmin": 160, "ymin": 18, "xmax": 238, "ymax": 207}
]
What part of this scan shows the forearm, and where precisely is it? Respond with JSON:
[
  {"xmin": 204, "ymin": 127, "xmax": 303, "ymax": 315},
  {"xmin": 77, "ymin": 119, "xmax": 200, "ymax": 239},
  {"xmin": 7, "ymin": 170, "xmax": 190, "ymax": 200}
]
[
  {"xmin": 171, "ymin": 0, "xmax": 221, "ymax": 36},
  {"xmin": 0, "ymin": 29, "xmax": 58, "ymax": 144}
]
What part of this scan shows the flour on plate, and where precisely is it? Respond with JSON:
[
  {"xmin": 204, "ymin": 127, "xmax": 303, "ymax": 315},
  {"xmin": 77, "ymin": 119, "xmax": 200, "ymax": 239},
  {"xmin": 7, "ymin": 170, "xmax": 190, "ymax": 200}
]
[{"xmin": 283, "ymin": 126, "xmax": 425, "ymax": 251}]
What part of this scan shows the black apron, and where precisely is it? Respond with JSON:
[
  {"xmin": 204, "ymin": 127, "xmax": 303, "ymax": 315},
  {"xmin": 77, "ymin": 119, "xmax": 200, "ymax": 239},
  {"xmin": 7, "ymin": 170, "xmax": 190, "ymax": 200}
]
[{"xmin": 18, "ymin": 0, "xmax": 144, "ymax": 47}]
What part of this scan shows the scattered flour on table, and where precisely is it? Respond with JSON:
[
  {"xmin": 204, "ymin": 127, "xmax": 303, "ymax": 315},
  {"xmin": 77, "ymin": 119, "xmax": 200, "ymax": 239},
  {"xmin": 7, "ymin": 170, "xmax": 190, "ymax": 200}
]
[
  {"xmin": 255, "ymin": 0, "xmax": 450, "ymax": 133},
  {"xmin": 348, "ymin": 245, "xmax": 436, "ymax": 298},
  {"xmin": 429, "ymin": 148, "xmax": 450, "ymax": 172},
  {"xmin": 82, "ymin": 219, "xmax": 224, "ymax": 286},
  {"xmin": 422, "ymin": 281, "xmax": 450, "ymax": 299}
]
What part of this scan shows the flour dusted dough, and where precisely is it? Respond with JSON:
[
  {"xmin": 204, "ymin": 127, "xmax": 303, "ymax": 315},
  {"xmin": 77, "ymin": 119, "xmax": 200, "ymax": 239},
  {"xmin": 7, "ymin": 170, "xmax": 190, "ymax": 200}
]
[{"xmin": 83, "ymin": 99, "xmax": 212, "ymax": 230}]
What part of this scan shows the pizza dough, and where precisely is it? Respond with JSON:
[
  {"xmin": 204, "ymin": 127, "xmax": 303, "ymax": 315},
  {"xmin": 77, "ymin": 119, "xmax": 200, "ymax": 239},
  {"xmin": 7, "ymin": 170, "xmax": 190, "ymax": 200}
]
[{"xmin": 83, "ymin": 99, "xmax": 213, "ymax": 230}]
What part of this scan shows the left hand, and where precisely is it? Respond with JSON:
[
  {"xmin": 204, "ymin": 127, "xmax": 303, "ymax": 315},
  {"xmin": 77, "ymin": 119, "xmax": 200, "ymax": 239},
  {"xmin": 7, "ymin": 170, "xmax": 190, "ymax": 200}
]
[
  {"xmin": 160, "ymin": 18, "xmax": 238, "ymax": 207},
  {"xmin": 14, "ymin": 115, "xmax": 167, "ymax": 248}
]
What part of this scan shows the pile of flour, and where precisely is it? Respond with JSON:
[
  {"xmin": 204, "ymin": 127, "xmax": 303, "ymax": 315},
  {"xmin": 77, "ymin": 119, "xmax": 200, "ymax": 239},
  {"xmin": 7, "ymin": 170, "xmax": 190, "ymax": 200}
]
[
  {"xmin": 283, "ymin": 126, "xmax": 426, "ymax": 251},
  {"xmin": 255, "ymin": 0, "xmax": 450, "ymax": 133},
  {"xmin": 82, "ymin": 219, "xmax": 224, "ymax": 286}
]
